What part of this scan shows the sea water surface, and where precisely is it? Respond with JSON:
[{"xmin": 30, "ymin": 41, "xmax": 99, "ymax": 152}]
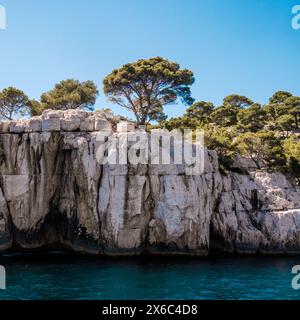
[{"xmin": 0, "ymin": 253, "xmax": 299, "ymax": 300}]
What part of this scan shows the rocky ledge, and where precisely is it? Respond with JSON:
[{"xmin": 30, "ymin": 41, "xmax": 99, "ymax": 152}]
[{"xmin": 0, "ymin": 110, "xmax": 300, "ymax": 256}]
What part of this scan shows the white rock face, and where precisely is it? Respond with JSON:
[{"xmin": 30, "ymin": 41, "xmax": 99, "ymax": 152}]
[
  {"xmin": 117, "ymin": 121, "xmax": 135, "ymax": 133},
  {"xmin": 0, "ymin": 122, "xmax": 10, "ymax": 133},
  {"xmin": 95, "ymin": 118, "xmax": 112, "ymax": 131},
  {"xmin": 0, "ymin": 111, "xmax": 300, "ymax": 256},
  {"xmin": 60, "ymin": 110, "xmax": 82, "ymax": 132},
  {"xmin": 0, "ymin": 110, "xmax": 112, "ymax": 134},
  {"xmin": 42, "ymin": 110, "xmax": 65, "ymax": 119},
  {"xmin": 42, "ymin": 118, "xmax": 61, "ymax": 132},
  {"xmin": 232, "ymin": 155, "xmax": 266, "ymax": 170},
  {"xmin": 211, "ymin": 171, "xmax": 300, "ymax": 254},
  {"xmin": 9, "ymin": 121, "xmax": 26, "ymax": 133},
  {"xmin": 25, "ymin": 117, "xmax": 42, "ymax": 132},
  {"xmin": 80, "ymin": 116, "xmax": 95, "ymax": 132}
]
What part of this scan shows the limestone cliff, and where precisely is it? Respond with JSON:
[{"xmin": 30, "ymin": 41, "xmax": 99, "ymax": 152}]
[{"xmin": 0, "ymin": 110, "xmax": 299, "ymax": 256}]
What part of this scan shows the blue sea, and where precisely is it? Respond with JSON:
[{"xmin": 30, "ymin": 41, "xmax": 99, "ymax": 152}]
[{"xmin": 0, "ymin": 253, "xmax": 299, "ymax": 300}]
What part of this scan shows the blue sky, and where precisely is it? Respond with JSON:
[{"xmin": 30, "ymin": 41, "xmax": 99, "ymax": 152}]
[{"xmin": 0, "ymin": 0, "xmax": 299, "ymax": 119}]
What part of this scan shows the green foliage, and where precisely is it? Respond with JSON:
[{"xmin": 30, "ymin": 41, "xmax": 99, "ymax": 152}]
[
  {"xmin": 237, "ymin": 103, "xmax": 266, "ymax": 132},
  {"xmin": 288, "ymin": 157, "xmax": 300, "ymax": 184},
  {"xmin": 163, "ymin": 115, "xmax": 200, "ymax": 131},
  {"xmin": 185, "ymin": 101, "xmax": 214, "ymax": 124},
  {"xmin": 40, "ymin": 79, "xmax": 98, "ymax": 112},
  {"xmin": 161, "ymin": 91, "xmax": 295, "ymax": 174},
  {"xmin": 264, "ymin": 91, "xmax": 300, "ymax": 133},
  {"xmin": 163, "ymin": 101, "xmax": 214, "ymax": 131},
  {"xmin": 210, "ymin": 95, "xmax": 253, "ymax": 127},
  {"xmin": 103, "ymin": 57, "xmax": 195, "ymax": 125},
  {"xmin": 157, "ymin": 89, "xmax": 300, "ymax": 180},
  {"xmin": 269, "ymin": 91, "xmax": 293, "ymax": 104},
  {"xmin": 203, "ymin": 125, "xmax": 237, "ymax": 168},
  {"xmin": 283, "ymin": 134, "xmax": 300, "ymax": 161},
  {"xmin": 283, "ymin": 135, "xmax": 300, "ymax": 184},
  {"xmin": 285, "ymin": 96, "xmax": 300, "ymax": 129},
  {"xmin": 235, "ymin": 131, "xmax": 286, "ymax": 169},
  {"xmin": 263, "ymin": 103, "xmax": 281, "ymax": 123},
  {"xmin": 210, "ymin": 105, "xmax": 238, "ymax": 127},
  {"xmin": 29, "ymin": 99, "xmax": 45, "ymax": 116},
  {"xmin": 275, "ymin": 114, "xmax": 296, "ymax": 135},
  {"xmin": 223, "ymin": 94, "xmax": 253, "ymax": 109},
  {"xmin": 0, "ymin": 87, "xmax": 31, "ymax": 120}
]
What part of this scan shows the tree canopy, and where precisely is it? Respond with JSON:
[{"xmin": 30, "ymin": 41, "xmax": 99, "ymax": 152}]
[
  {"xmin": 235, "ymin": 131, "xmax": 286, "ymax": 169},
  {"xmin": 103, "ymin": 57, "xmax": 195, "ymax": 125},
  {"xmin": 210, "ymin": 94, "xmax": 254, "ymax": 127},
  {"xmin": 269, "ymin": 91, "xmax": 293, "ymax": 104},
  {"xmin": 162, "ymin": 90, "xmax": 300, "ymax": 178},
  {"xmin": 204, "ymin": 124, "xmax": 237, "ymax": 169},
  {"xmin": 185, "ymin": 101, "xmax": 214, "ymax": 124},
  {"xmin": 40, "ymin": 79, "xmax": 98, "ymax": 112},
  {"xmin": 237, "ymin": 103, "xmax": 266, "ymax": 132},
  {"xmin": 264, "ymin": 92, "xmax": 300, "ymax": 132},
  {"xmin": 223, "ymin": 94, "xmax": 253, "ymax": 109},
  {"xmin": 284, "ymin": 135, "xmax": 300, "ymax": 183},
  {"xmin": 0, "ymin": 87, "xmax": 31, "ymax": 120}
]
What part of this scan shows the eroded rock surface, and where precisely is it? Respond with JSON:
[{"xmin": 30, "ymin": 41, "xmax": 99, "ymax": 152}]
[{"xmin": 0, "ymin": 110, "xmax": 300, "ymax": 256}]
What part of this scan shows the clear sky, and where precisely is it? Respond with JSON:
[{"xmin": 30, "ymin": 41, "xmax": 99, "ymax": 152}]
[{"xmin": 0, "ymin": 0, "xmax": 299, "ymax": 119}]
